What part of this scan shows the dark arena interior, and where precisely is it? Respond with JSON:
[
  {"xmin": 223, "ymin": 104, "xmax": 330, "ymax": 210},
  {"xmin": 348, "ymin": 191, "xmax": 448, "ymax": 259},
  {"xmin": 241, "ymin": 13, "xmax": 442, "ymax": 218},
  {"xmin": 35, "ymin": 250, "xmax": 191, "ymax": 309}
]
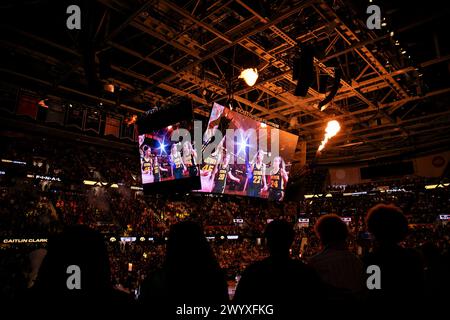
[{"xmin": 1, "ymin": 0, "xmax": 450, "ymax": 317}]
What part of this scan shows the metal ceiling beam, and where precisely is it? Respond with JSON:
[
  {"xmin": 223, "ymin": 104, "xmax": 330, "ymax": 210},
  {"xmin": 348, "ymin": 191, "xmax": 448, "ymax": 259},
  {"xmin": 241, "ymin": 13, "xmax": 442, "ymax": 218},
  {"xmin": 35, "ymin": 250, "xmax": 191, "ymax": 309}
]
[
  {"xmin": 0, "ymin": 68, "xmax": 144, "ymax": 113},
  {"xmin": 314, "ymin": 137, "xmax": 450, "ymax": 164},
  {"xmin": 143, "ymin": 0, "xmax": 319, "ymax": 88},
  {"xmin": 159, "ymin": 0, "xmax": 232, "ymax": 44},
  {"xmin": 316, "ymin": 1, "xmax": 409, "ymax": 99},
  {"xmin": 114, "ymin": 1, "xmax": 374, "ymax": 146}
]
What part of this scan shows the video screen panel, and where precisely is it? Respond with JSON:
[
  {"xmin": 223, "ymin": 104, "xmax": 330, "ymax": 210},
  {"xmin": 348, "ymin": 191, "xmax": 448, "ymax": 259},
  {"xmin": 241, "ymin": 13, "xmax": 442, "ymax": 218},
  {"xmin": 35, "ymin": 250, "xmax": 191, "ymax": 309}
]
[
  {"xmin": 137, "ymin": 102, "xmax": 201, "ymax": 194},
  {"xmin": 199, "ymin": 103, "xmax": 298, "ymax": 201},
  {"xmin": 139, "ymin": 121, "xmax": 199, "ymax": 183}
]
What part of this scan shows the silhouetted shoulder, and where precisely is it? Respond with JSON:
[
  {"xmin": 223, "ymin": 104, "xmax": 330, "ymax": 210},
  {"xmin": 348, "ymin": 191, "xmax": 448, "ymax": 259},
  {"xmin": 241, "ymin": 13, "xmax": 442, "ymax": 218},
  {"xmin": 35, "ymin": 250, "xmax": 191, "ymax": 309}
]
[
  {"xmin": 364, "ymin": 246, "xmax": 422, "ymax": 267},
  {"xmin": 139, "ymin": 268, "xmax": 169, "ymax": 303},
  {"xmin": 109, "ymin": 288, "xmax": 135, "ymax": 305},
  {"xmin": 235, "ymin": 257, "xmax": 321, "ymax": 301},
  {"xmin": 245, "ymin": 256, "xmax": 312, "ymax": 271}
]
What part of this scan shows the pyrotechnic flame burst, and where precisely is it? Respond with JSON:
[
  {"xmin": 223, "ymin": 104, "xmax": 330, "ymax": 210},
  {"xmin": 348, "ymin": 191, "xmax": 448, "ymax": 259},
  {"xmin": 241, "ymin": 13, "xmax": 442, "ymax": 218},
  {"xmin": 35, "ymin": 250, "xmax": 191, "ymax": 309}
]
[{"xmin": 318, "ymin": 120, "xmax": 340, "ymax": 152}]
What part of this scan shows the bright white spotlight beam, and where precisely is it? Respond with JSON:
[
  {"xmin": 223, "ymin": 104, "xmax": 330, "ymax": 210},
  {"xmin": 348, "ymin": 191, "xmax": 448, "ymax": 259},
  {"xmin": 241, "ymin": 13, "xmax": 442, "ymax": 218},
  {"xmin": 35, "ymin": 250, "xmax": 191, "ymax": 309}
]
[
  {"xmin": 237, "ymin": 134, "xmax": 250, "ymax": 155},
  {"xmin": 157, "ymin": 137, "xmax": 168, "ymax": 156}
]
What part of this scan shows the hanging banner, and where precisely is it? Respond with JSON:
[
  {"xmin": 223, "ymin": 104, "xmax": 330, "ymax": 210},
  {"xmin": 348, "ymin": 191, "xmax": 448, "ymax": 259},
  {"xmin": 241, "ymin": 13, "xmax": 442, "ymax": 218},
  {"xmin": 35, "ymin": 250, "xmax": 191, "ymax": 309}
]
[
  {"xmin": 66, "ymin": 105, "xmax": 85, "ymax": 129},
  {"xmin": 104, "ymin": 115, "xmax": 121, "ymax": 138},
  {"xmin": 0, "ymin": 87, "xmax": 17, "ymax": 114},
  {"xmin": 121, "ymin": 122, "xmax": 135, "ymax": 141},
  {"xmin": 414, "ymin": 152, "xmax": 450, "ymax": 177},
  {"xmin": 16, "ymin": 92, "xmax": 38, "ymax": 119},
  {"xmin": 45, "ymin": 103, "xmax": 65, "ymax": 125},
  {"xmin": 83, "ymin": 108, "xmax": 101, "ymax": 133},
  {"xmin": 329, "ymin": 167, "xmax": 362, "ymax": 185}
]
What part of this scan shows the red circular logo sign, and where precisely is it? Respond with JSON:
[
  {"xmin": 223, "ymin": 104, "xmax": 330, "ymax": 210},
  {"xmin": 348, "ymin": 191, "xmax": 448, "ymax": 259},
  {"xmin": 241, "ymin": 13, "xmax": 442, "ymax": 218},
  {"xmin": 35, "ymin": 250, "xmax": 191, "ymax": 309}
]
[{"xmin": 432, "ymin": 156, "xmax": 445, "ymax": 168}]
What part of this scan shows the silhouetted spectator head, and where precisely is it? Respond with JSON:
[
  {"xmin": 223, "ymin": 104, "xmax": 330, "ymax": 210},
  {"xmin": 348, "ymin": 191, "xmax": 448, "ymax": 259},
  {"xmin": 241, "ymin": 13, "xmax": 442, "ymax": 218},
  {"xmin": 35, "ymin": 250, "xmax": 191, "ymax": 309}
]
[
  {"xmin": 139, "ymin": 221, "xmax": 228, "ymax": 309},
  {"xmin": 33, "ymin": 225, "xmax": 111, "ymax": 297},
  {"xmin": 314, "ymin": 214, "xmax": 349, "ymax": 247},
  {"xmin": 264, "ymin": 220, "xmax": 294, "ymax": 257},
  {"xmin": 366, "ymin": 204, "xmax": 408, "ymax": 245},
  {"xmin": 165, "ymin": 221, "xmax": 219, "ymax": 272}
]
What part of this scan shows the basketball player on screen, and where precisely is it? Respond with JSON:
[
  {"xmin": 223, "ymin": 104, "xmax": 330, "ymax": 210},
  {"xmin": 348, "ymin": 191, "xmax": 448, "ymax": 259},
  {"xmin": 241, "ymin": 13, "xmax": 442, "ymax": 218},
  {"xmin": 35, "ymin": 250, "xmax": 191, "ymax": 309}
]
[
  {"xmin": 182, "ymin": 141, "xmax": 198, "ymax": 177},
  {"xmin": 152, "ymin": 155, "xmax": 168, "ymax": 182},
  {"xmin": 138, "ymin": 134, "xmax": 146, "ymax": 158},
  {"xmin": 268, "ymin": 156, "xmax": 288, "ymax": 201},
  {"xmin": 200, "ymin": 139, "xmax": 224, "ymax": 192},
  {"xmin": 170, "ymin": 143, "xmax": 186, "ymax": 179},
  {"xmin": 141, "ymin": 146, "xmax": 153, "ymax": 175},
  {"xmin": 211, "ymin": 152, "xmax": 240, "ymax": 194},
  {"xmin": 246, "ymin": 150, "xmax": 267, "ymax": 197}
]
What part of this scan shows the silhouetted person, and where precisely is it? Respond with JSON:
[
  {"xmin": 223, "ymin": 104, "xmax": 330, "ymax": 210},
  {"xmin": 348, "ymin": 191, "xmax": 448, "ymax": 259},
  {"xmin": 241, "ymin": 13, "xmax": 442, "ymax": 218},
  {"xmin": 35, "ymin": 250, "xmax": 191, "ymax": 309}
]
[
  {"xmin": 234, "ymin": 220, "xmax": 322, "ymax": 319},
  {"xmin": 363, "ymin": 204, "xmax": 424, "ymax": 309},
  {"xmin": 139, "ymin": 221, "xmax": 228, "ymax": 318},
  {"xmin": 309, "ymin": 214, "xmax": 365, "ymax": 302},
  {"xmin": 420, "ymin": 242, "xmax": 450, "ymax": 304},
  {"xmin": 24, "ymin": 225, "xmax": 132, "ymax": 313},
  {"xmin": 0, "ymin": 250, "xmax": 28, "ymax": 303}
]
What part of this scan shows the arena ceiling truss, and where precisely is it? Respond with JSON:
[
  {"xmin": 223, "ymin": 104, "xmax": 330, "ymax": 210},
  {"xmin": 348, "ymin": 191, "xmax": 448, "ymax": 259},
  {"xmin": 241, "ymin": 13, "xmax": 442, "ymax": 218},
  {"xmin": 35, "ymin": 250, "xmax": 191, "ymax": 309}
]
[{"xmin": 1, "ymin": 0, "xmax": 450, "ymax": 165}]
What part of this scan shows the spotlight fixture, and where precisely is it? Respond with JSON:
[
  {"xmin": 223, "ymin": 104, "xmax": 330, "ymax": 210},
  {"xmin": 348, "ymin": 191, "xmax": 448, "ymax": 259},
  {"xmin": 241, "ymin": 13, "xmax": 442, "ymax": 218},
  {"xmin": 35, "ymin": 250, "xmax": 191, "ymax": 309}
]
[
  {"xmin": 38, "ymin": 98, "xmax": 49, "ymax": 108},
  {"xmin": 320, "ymin": 104, "xmax": 329, "ymax": 112},
  {"xmin": 239, "ymin": 68, "xmax": 258, "ymax": 86},
  {"xmin": 103, "ymin": 83, "xmax": 115, "ymax": 93},
  {"xmin": 124, "ymin": 114, "xmax": 138, "ymax": 126},
  {"xmin": 228, "ymin": 100, "xmax": 233, "ymax": 110}
]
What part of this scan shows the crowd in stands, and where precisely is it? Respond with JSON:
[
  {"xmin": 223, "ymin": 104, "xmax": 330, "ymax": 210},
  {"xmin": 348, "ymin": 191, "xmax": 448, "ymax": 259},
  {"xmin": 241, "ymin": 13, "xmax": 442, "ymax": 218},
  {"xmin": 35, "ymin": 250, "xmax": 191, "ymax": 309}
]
[
  {"xmin": 2, "ymin": 182, "xmax": 449, "ymax": 301},
  {"xmin": 1, "ymin": 135, "xmax": 139, "ymax": 185},
  {"xmin": 1, "ymin": 134, "xmax": 450, "ymax": 315}
]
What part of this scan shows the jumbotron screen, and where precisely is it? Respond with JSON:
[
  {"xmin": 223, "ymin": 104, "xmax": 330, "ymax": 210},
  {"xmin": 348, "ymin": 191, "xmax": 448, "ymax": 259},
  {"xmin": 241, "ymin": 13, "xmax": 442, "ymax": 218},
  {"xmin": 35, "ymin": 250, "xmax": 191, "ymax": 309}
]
[
  {"xmin": 199, "ymin": 103, "xmax": 298, "ymax": 201},
  {"xmin": 137, "ymin": 101, "xmax": 201, "ymax": 194},
  {"xmin": 138, "ymin": 120, "xmax": 199, "ymax": 185}
]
